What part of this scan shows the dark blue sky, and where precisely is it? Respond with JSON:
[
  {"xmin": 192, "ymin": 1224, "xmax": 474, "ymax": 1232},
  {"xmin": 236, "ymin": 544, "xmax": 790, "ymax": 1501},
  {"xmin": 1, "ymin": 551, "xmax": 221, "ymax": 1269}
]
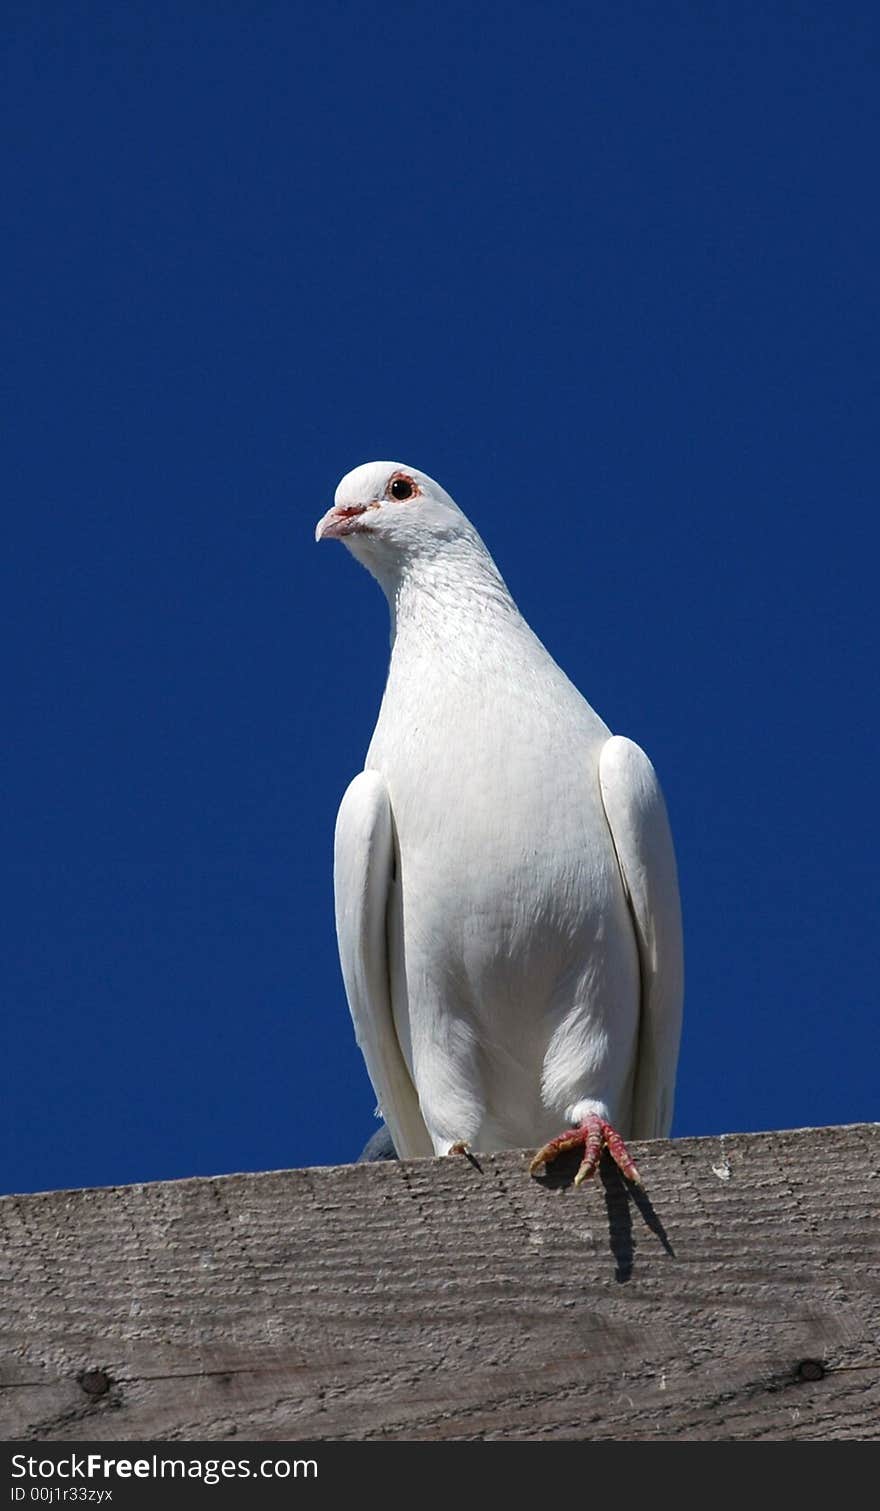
[{"xmin": 3, "ymin": 2, "xmax": 877, "ymax": 1195}]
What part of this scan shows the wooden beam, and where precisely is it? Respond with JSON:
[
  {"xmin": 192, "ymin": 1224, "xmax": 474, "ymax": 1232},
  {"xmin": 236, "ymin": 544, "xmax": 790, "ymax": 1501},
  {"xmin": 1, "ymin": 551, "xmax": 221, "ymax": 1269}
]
[{"xmin": 2, "ymin": 1123, "xmax": 878, "ymax": 1440}]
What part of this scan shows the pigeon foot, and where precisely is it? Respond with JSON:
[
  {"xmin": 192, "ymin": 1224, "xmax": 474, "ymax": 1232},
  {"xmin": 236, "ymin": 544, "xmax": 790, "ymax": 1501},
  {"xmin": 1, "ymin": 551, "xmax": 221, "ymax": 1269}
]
[
  {"xmin": 529, "ymin": 1113, "xmax": 642, "ymax": 1187},
  {"xmin": 448, "ymin": 1140, "xmax": 471, "ymax": 1156}
]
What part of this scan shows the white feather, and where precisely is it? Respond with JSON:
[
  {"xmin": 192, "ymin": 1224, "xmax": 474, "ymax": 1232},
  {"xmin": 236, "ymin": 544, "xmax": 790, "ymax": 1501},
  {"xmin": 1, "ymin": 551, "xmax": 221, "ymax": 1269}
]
[
  {"xmin": 598, "ymin": 736, "xmax": 684, "ymax": 1138},
  {"xmin": 333, "ymin": 771, "xmax": 433, "ymax": 1158}
]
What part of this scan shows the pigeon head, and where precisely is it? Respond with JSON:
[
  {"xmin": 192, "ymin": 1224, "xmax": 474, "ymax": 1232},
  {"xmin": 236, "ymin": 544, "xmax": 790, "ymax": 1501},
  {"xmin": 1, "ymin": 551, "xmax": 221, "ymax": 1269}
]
[{"xmin": 315, "ymin": 461, "xmax": 476, "ymax": 577}]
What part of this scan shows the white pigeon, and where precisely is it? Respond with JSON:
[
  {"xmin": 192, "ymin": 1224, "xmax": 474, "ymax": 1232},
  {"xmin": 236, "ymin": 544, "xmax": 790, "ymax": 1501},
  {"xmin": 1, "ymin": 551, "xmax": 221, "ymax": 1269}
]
[{"xmin": 316, "ymin": 461, "xmax": 683, "ymax": 1186}]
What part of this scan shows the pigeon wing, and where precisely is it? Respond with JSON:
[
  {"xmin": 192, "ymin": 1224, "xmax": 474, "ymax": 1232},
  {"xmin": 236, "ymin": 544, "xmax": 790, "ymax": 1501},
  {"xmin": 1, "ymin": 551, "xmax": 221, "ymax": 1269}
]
[
  {"xmin": 334, "ymin": 770, "xmax": 433, "ymax": 1158},
  {"xmin": 598, "ymin": 735, "xmax": 684, "ymax": 1139}
]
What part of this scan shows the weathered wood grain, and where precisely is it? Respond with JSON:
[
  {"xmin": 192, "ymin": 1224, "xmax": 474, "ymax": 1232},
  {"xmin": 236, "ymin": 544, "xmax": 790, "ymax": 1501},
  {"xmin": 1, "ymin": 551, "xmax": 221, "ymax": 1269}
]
[{"xmin": 1, "ymin": 1124, "xmax": 878, "ymax": 1441}]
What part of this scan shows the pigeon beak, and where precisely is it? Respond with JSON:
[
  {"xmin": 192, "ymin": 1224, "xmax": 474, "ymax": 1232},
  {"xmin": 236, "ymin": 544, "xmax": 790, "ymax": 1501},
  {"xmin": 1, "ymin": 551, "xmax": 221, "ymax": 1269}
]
[{"xmin": 315, "ymin": 503, "xmax": 370, "ymax": 542}]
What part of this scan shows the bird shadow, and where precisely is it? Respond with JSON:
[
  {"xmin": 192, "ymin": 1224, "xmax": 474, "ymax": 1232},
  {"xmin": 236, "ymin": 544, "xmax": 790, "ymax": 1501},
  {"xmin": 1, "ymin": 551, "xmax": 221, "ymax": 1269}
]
[{"xmin": 533, "ymin": 1149, "xmax": 675, "ymax": 1283}]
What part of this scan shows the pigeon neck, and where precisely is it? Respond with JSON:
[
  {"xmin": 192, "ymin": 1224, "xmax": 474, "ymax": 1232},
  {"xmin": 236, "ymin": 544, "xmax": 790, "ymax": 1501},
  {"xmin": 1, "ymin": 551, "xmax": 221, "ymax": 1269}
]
[{"xmin": 384, "ymin": 540, "xmax": 523, "ymax": 651}]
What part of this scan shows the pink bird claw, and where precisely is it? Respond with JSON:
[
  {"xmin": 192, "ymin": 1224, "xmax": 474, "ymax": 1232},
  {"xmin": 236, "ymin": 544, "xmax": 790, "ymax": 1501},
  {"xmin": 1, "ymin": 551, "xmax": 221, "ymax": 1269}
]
[{"xmin": 530, "ymin": 1113, "xmax": 642, "ymax": 1187}]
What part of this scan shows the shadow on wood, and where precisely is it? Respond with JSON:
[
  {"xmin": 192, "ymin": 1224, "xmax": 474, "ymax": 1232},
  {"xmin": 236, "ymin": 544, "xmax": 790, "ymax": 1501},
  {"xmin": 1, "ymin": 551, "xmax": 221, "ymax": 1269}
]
[
  {"xmin": 530, "ymin": 1144, "xmax": 675, "ymax": 1283},
  {"xmin": 1, "ymin": 1123, "xmax": 878, "ymax": 1440}
]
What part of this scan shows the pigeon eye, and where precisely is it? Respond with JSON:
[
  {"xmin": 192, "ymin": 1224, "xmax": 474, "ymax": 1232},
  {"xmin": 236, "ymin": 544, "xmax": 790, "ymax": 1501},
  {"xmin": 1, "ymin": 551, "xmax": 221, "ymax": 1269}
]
[{"xmin": 389, "ymin": 477, "xmax": 415, "ymax": 501}]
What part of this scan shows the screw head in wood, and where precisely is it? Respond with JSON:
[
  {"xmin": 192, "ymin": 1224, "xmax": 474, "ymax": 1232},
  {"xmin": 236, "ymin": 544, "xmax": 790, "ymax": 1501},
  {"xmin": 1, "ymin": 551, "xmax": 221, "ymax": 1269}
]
[
  {"xmin": 796, "ymin": 1359, "xmax": 825, "ymax": 1383},
  {"xmin": 78, "ymin": 1368, "xmax": 111, "ymax": 1397}
]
